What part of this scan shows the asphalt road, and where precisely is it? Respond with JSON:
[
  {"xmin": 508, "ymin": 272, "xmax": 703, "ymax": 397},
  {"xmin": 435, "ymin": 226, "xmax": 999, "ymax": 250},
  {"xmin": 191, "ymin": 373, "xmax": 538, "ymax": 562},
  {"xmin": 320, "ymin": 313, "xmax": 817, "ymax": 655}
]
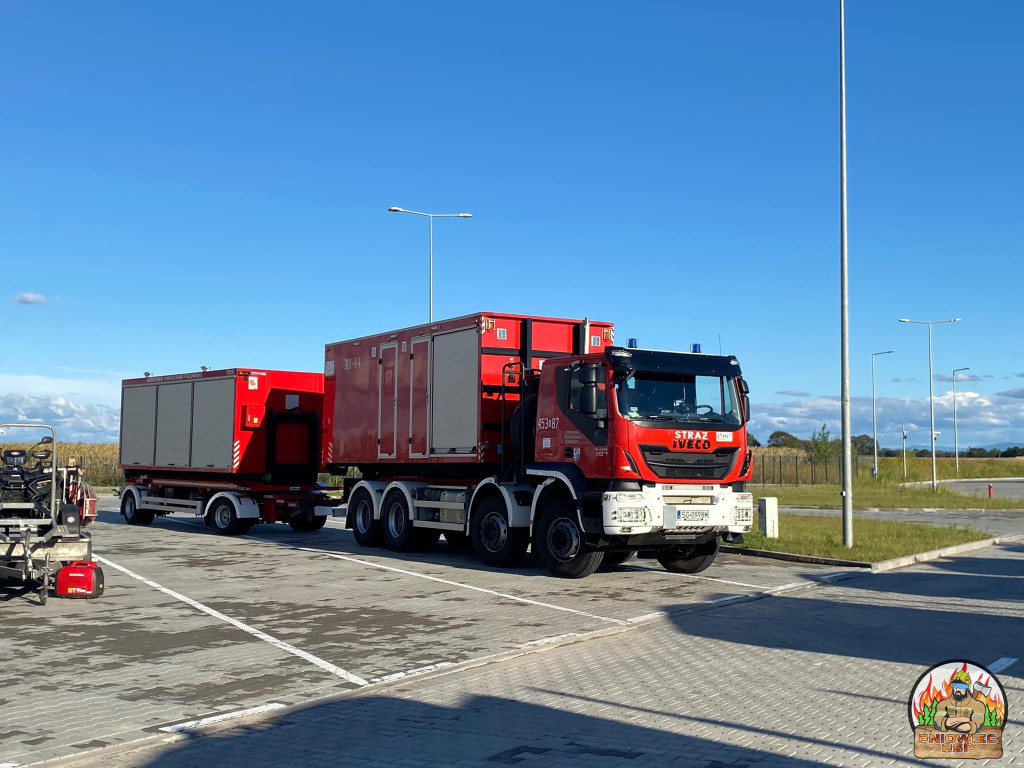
[
  {"xmin": 941, "ymin": 478, "xmax": 1024, "ymax": 501},
  {"xmin": 1, "ymin": 497, "xmax": 854, "ymax": 767},
  {"xmin": 46, "ymin": 523, "xmax": 1024, "ymax": 767}
]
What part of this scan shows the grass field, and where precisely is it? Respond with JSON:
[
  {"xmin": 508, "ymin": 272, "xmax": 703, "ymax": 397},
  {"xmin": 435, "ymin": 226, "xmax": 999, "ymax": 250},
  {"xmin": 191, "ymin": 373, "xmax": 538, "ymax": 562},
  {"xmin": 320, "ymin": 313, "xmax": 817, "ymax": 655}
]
[
  {"xmin": 740, "ymin": 514, "xmax": 990, "ymax": 561},
  {"xmin": 752, "ymin": 482, "xmax": 1024, "ymax": 510}
]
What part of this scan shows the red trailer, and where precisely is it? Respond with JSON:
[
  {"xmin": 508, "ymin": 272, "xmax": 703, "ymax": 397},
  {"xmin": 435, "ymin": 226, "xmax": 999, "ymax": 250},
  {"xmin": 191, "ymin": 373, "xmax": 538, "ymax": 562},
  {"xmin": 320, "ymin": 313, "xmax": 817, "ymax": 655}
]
[
  {"xmin": 119, "ymin": 368, "xmax": 334, "ymax": 534},
  {"xmin": 325, "ymin": 312, "xmax": 754, "ymax": 578}
]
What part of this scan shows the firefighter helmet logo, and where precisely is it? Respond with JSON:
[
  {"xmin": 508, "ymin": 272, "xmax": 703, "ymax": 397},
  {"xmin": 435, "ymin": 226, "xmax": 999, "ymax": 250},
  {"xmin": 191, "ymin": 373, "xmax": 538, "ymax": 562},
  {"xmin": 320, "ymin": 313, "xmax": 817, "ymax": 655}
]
[{"xmin": 909, "ymin": 660, "xmax": 1007, "ymax": 759}]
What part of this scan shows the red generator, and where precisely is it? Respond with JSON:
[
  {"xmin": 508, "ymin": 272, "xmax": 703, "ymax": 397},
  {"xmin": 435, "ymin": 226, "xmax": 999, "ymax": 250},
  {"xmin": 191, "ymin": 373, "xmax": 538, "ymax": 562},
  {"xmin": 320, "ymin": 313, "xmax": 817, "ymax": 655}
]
[
  {"xmin": 323, "ymin": 312, "xmax": 614, "ymax": 477},
  {"xmin": 55, "ymin": 561, "xmax": 104, "ymax": 599}
]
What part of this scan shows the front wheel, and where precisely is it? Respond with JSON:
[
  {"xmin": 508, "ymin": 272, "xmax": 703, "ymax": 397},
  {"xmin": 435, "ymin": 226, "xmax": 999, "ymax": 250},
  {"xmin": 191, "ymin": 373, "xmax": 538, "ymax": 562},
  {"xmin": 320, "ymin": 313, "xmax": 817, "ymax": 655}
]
[
  {"xmin": 121, "ymin": 492, "xmax": 154, "ymax": 526},
  {"xmin": 208, "ymin": 499, "xmax": 254, "ymax": 536},
  {"xmin": 656, "ymin": 537, "xmax": 720, "ymax": 574},
  {"xmin": 471, "ymin": 496, "xmax": 528, "ymax": 566},
  {"xmin": 535, "ymin": 502, "xmax": 603, "ymax": 579}
]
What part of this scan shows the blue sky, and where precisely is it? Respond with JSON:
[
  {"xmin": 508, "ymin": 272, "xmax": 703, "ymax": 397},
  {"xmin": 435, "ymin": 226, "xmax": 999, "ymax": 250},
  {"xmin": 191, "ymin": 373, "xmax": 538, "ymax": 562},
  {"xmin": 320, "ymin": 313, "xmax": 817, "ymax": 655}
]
[{"xmin": 2, "ymin": 1, "xmax": 1022, "ymax": 447}]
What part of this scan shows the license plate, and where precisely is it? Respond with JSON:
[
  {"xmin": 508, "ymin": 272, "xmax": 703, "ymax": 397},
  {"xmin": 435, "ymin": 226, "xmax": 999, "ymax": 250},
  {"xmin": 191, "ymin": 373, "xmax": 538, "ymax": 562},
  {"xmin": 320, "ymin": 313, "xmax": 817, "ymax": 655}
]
[{"xmin": 677, "ymin": 509, "xmax": 709, "ymax": 522}]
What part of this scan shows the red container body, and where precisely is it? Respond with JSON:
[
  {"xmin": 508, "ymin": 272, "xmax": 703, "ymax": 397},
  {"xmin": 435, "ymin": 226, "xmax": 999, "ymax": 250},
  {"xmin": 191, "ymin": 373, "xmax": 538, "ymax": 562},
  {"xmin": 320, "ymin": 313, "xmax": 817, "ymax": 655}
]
[
  {"xmin": 56, "ymin": 561, "xmax": 104, "ymax": 599},
  {"xmin": 120, "ymin": 368, "xmax": 323, "ymax": 479},
  {"xmin": 323, "ymin": 312, "xmax": 613, "ymax": 477}
]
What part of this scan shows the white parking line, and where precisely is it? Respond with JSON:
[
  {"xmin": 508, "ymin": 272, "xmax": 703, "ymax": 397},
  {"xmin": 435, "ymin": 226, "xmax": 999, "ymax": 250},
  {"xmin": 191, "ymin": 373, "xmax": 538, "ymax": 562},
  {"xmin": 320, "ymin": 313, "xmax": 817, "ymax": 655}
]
[
  {"xmin": 95, "ymin": 555, "xmax": 369, "ymax": 687},
  {"xmin": 272, "ymin": 542, "xmax": 628, "ymax": 626},
  {"xmin": 988, "ymin": 657, "xmax": 1018, "ymax": 674},
  {"xmin": 623, "ymin": 564, "xmax": 765, "ymax": 590},
  {"xmin": 159, "ymin": 703, "xmax": 287, "ymax": 733}
]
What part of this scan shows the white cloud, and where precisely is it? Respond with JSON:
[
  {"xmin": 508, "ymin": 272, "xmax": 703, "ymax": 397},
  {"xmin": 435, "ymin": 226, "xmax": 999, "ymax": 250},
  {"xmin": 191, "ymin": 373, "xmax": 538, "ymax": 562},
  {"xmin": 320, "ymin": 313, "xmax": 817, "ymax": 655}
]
[
  {"xmin": 0, "ymin": 394, "xmax": 118, "ymax": 442},
  {"xmin": 0, "ymin": 373, "xmax": 121, "ymax": 407},
  {"xmin": 749, "ymin": 389, "xmax": 1024, "ymax": 447},
  {"xmin": 14, "ymin": 292, "xmax": 47, "ymax": 305}
]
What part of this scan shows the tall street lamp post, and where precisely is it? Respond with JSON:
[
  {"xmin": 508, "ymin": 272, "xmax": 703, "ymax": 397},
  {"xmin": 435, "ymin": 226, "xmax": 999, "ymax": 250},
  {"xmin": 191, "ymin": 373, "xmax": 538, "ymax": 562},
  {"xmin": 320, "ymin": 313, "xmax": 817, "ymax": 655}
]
[
  {"xmin": 952, "ymin": 366, "xmax": 970, "ymax": 477},
  {"xmin": 388, "ymin": 207, "xmax": 473, "ymax": 322},
  {"xmin": 898, "ymin": 318, "xmax": 962, "ymax": 490},
  {"xmin": 871, "ymin": 350, "xmax": 895, "ymax": 480},
  {"xmin": 838, "ymin": 0, "xmax": 854, "ymax": 547}
]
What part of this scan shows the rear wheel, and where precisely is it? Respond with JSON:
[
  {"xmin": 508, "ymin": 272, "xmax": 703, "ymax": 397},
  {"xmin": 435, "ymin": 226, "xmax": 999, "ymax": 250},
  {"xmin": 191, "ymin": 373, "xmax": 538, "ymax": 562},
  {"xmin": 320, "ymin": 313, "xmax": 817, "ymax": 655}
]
[
  {"xmin": 600, "ymin": 550, "xmax": 637, "ymax": 568},
  {"xmin": 382, "ymin": 491, "xmax": 436, "ymax": 552},
  {"xmin": 471, "ymin": 496, "xmax": 528, "ymax": 566},
  {"xmin": 656, "ymin": 538, "xmax": 720, "ymax": 574},
  {"xmin": 349, "ymin": 488, "xmax": 384, "ymax": 547},
  {"xmin": 535, "ymin": 502, "xmax": 604, "ymax": 579},
  {"xmin": 121, "ymin": 492, "xmax": 154, "ymax": 526},
  {"xmin": 209, "ymin": 498, "xmax": 254, "ymax": 536}
]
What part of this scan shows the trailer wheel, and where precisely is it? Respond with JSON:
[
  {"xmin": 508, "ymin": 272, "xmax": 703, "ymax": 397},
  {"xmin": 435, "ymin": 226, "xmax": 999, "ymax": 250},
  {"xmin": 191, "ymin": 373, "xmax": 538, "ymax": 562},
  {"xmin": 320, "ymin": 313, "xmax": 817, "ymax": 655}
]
[
  {"xmin": 535, "ymin": 502, "xmax": 604, "ymax": 579},
  {"xmin": 656, "ymin": 538, "xmax": 719, "ymax": 574},
  {"xmin": 349, "ymin": 488, "xmax": 384, "ymax": 547},
  {"xmin": 121, "ymin": 492, "xmax": 154, "ymax": 526},
  {"xmin": 209, "ymin": 499, "xmax": 254, "ymax": 536},
  {"xmin": 600, "ymin": 550, "xmax": 637, "ymax": 568},
  {"xmin": 470, "ymin": 496, "xmax": 528, "ymax": 567}
]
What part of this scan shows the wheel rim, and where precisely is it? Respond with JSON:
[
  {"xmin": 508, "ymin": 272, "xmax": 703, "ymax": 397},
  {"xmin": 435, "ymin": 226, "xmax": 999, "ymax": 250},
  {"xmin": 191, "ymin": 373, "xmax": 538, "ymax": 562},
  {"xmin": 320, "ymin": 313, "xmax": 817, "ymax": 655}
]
[
  {"xmin": 124, "ymin": 496, "xmax": 135, "ymax": 518},
  {"xmin": 387, "ymin": 502, "xmax": 406, "ymax": 539},
  {"xmin": 215, "ymin": 505, "xmax": 233, "ymax": 528},
  {"xmin": 547, "ymin": 516, "xmax": 582, "ymax": 562},
  {"xmin": 354, "ymin": 498, "xmax": 372, "ymax": 534},
  {"xmin": 479, "ymin": 510, "xmax": 508, "ymax": 553}
]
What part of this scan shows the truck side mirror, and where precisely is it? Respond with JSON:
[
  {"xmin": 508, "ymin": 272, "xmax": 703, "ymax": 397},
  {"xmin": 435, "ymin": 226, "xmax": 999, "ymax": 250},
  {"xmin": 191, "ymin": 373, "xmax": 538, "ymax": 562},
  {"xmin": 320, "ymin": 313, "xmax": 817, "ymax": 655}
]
[
  {"xmin": 580, "ymin": 383, "xmax": 598, "ymax": 417},
  {"xmin": 743, "ymin": 395, "xmax": 751, "ymax": 423}
]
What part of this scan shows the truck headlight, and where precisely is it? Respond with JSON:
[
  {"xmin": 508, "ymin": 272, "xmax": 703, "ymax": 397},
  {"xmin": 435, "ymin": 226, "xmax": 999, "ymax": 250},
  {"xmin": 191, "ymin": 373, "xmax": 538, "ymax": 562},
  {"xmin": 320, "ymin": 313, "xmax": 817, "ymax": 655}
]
[
  {"xmin": 613, "ymin": 506, "xmax": 650, "ymax": 524},
  {"xmin": 604, "ymin": 492, "xmax": 644, "ymax": 502}
]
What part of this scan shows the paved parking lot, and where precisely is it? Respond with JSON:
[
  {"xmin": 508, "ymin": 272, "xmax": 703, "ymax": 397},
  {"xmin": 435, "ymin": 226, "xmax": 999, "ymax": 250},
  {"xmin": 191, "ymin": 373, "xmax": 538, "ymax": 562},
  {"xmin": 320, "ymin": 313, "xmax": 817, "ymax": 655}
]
[{"xmin": 1, "ymin": 498, "xmax": 857, "ymax": 767}]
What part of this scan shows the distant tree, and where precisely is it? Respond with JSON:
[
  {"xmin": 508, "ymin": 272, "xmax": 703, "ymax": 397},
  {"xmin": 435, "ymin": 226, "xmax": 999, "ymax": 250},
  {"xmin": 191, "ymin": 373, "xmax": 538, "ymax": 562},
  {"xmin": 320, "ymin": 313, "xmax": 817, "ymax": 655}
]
[
  {"xmin": 966, "ymin": 447, "xmax": 990, "ymax": 458},
  {"xmin": 851, "ymin": 434, "xmax": 876, "ymax": 456},
  {"xmin": 879, "ymin": 448, "xmax": 898, "ymax": 458},
  {"xmin": 809, "ymin": 423, "xmax": 836, "ymax": 460},
  {"xmin": 747, "ymin": 434, "xmax": 762, "ymax": 447},
  {"xmin": 767, "ymin": 430, "xmax": 801, "ymax": 449},
  {"xmin": 1002, "ymin": 446, "xmax": 1024, "ymax": 458}
]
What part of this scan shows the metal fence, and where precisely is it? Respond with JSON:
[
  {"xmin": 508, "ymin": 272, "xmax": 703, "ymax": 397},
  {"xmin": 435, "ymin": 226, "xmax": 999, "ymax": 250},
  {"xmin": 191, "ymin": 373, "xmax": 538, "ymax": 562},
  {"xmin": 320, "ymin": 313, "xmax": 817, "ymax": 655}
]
[{"xmin": 749, "ymin": 453, "xmax": 874, "ymax": 485}]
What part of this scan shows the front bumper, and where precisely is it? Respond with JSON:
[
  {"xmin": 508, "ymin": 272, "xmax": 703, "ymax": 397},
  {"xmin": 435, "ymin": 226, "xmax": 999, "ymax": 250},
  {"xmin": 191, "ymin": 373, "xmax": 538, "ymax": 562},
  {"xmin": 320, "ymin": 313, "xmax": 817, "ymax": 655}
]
[{"xmin": 600, "ymin": 484, "xmax": 753, "ymax": 537}]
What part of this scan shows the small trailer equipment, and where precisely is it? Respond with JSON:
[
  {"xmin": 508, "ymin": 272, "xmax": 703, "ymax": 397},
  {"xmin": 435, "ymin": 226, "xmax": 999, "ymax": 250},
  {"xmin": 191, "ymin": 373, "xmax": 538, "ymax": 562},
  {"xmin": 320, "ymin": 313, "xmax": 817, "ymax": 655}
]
[
  {"xmin": 119, "ymin": 368, "xmax": 337, "ymax": 534},
  {"xmin": 0, "ymin": 424, "xmax": 99, "ymax": 605}
]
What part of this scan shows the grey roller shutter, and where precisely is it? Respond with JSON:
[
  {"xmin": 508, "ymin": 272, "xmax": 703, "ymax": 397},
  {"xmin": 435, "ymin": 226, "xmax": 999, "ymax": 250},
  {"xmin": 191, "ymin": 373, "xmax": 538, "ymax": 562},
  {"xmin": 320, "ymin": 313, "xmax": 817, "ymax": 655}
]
[
  {"xmin": 430, "ymin": 328, "xmax": 478, "ymax": 455},
  {"xmin": 155, "ymin": 382, "xmax": 192, "ymax": 467},
  {"xmin": 121, "ymin": 385, "xmax": 157, "ymax": 466},
  {"xmin": 190, "ymin": 378, "xmax": 236, "ymax": 469}
]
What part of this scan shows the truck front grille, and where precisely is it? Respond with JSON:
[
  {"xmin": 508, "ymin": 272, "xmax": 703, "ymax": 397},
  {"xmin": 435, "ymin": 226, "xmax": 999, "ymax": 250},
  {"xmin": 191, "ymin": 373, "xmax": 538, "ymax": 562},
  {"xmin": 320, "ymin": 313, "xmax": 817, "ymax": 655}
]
[{"xmin": 638, "ymin": 444, "xmax": 739, "ymax": 481}]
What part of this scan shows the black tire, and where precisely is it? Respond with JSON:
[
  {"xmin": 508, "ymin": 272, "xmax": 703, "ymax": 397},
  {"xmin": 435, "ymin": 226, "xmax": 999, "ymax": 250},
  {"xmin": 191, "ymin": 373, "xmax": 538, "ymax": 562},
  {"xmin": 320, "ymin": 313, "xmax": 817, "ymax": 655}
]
[
  {"xmin": 535, "ymin": 502, "xmax": 604, "ymax": 579},
  {"xmin": 349, "ymin": 488, "xmax": 384, "ymax": 547},
  {"xmin": 470, "ymin": 496, "xmax": 528, "ymax": 566},
  {"xmin": 288, "ymin": 512, "xmax": 328, "ymax": 532},
  {"xmin": 208, "ymin": 498, "xmax": 254, "ymax": 536},
  {"xmin": 443, "ymin": 531, "xmax": 473, "ymax": 552},
  {"xmin": 382, "ymin": 491, "xmax": 419, "ymax": 552},
  {"xmin": 600, "ymin": 550, "xmax": 637, "ymax": 568},
  {"xmin": 121, "ymin": 492, "xmax": 154, "ymax": 526},
  {"xmin": 656, "ymin": 537, "xmax": 720, "ymax": 574}
]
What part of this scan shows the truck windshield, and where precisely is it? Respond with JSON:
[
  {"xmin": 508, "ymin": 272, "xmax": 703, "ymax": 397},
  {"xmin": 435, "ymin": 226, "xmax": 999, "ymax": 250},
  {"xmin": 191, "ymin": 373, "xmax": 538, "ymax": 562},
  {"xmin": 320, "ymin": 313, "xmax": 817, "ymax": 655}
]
[{"xmin": 616, "ymin": 371, "xmax": 742, "ymax": 426}]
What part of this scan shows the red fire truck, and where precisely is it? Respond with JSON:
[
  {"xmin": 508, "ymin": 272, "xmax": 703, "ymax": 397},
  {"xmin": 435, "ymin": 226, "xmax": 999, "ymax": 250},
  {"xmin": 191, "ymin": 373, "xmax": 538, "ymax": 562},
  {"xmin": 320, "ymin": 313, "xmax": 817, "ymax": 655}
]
[
  {"xmin": 118, "ymin": 368, "xmax": 334, "ymax": 534},
  {"xmin": 324, "ymin": 312, "xmax": 753, "ymax": 578}
]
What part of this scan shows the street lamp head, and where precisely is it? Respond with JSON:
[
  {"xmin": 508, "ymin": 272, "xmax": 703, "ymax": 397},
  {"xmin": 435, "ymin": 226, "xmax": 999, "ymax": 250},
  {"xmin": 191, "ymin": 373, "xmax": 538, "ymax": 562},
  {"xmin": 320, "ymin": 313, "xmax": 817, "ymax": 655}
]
[
  {"xmin": 898, "ymin": 318, "xmax": 910, "ymax": 323},
  {"xmin": 951, "ymin": 318, "xmax": 962, "ymax": 322},
  {"xmin": 457, "ymin": 213, "xmax": 473, "ymax": 218},
  {"xmin": 387, "ymin": 207, "xmax": 403, "ymax": 212}
]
